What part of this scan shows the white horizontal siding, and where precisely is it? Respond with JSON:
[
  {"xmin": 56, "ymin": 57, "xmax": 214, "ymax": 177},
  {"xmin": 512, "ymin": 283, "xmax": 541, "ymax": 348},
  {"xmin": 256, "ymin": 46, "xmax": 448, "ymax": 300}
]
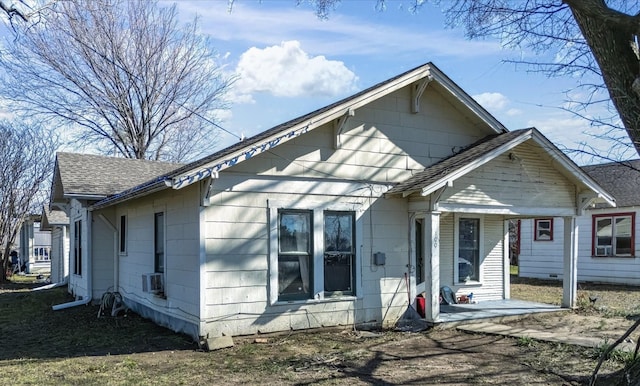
[
  {"xmin": 519, "ymin": 207, "xmax": 640, "ymax": 285},
  {"xmin": 442, "ymin": 141, "xmax": 575, "ymax": 210}
]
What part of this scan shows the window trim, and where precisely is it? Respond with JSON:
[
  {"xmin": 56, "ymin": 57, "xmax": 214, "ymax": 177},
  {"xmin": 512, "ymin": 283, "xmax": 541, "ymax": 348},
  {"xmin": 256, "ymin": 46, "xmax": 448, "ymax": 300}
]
[
  {"xmin": 592, "ymin": 212, "xmax": 635, "ymax": 257},
  {"xmin": 268, "ymin": 200, "xmax": 362, "ymax": 305},
  {"xmin": 277, "ymin": 209, "xmax": 313, "ymax": 301},
  {"xmin": 323, "ymin": 210, "xmax": 356, "ymax": 297},
  {"xmin": 534, "ymin": 218, "xmax": 554, "ymax": 241},
  {"xmin": 453, "ymin": 214, "xmax": 483, "ymax": 285}
]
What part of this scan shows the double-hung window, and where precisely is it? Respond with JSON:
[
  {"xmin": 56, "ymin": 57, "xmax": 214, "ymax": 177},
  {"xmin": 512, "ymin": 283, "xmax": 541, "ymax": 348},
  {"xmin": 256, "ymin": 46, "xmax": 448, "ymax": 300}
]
[
  {"xmin": 324, "ymin": 211, "xmax": 355, "ymax": 296},
  {"xmin": 534, "ymin": 218, "xmax": 553, "ymax": 241},
  {"xmin": 278, "ymin": 210, "xmax": 312, "ymax": 301},
  {"xmin": 593, "ymin": 213, "xmax": 635, "ymax": 257},
  {"xmin": 272, "ymin": 206, "xmax": 359, "ymax": 303},
  {"xmin": 456, "ymin": 216, "xmax": 481, "ymax": 283}
]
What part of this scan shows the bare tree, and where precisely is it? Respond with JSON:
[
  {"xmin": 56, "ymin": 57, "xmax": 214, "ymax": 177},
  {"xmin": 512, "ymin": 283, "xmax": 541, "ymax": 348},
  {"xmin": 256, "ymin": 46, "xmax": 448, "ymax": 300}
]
[
  {"xmin": 437, "ymin": 0, "xmax": 640, "ymax": 158},
  {"xmin": 0, "ymin": 0, "xmax": 232, "ymax": 162},
  {"xmin": 0, "ymin": 121, "xmax": 57, "ymax": 282},
  {"xmin": 298, "ymin": 0, "xmax": 640, "ymax": 159}
]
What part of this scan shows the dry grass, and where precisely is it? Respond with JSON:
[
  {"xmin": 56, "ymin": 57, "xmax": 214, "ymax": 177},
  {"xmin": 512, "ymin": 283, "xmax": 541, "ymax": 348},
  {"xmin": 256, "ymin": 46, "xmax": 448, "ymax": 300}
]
[
  {"xmin": 511, "ymin": 275, "xmax": 640, "ymax": 317},
  {"xmin": 2, "ymin": 275, "xmax": 639, "ymax": 385}
]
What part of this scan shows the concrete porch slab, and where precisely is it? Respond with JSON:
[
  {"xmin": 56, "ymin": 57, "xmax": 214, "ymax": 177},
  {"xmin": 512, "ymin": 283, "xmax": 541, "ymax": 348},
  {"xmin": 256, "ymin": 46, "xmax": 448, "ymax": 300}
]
[{"xmin": 434, "ymin": 299, "xmax": 566, "ymax": 326}]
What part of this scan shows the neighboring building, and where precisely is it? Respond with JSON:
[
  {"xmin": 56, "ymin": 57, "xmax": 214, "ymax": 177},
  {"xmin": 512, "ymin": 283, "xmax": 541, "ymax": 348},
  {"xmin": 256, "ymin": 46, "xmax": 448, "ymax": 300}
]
[
  {"xmin": 41, "ymin": 206, "xmax": 70, "ymax": 284},
  {"xmin": 518, "ymin": 160, "xmax": 640, "ymax": 285},
  {"xmin": 49, "ymin": 63, "xmax": 614, "ymax": 346},
  {"xmin": 15, "ymin": 216, "xmax": 52, "ymax": 275}
]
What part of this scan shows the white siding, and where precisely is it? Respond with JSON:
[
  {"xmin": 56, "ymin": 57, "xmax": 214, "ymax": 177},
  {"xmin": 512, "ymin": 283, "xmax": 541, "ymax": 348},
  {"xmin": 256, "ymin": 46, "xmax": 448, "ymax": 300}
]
[
  {"xmin": 114, "ymin": 184, "xmax": 201, "ymax": 326},
  {"xmin": 439, "ymin": 214, "xmax": 506, "ymax": 302},
  {"xmin": 196, "ymin": 86, "xmax": 504, "ymax": 337},
  {"xmin": 201, "ymin": 177, "xmax": 410, "ymax": 337},
  {"xmin": 519, "ymin": 207, "xmax": 640, "ymax": 285},
  {"xmin": 92, "ymin": 207, "xmax": 115, "ymax": 300},
  {"xmin": 442, "ymin": 142, "xmax": 576, "ymax": 210},
  {"xmin": 50, "ymin": 226, "xmax": 69, "ymax": 284}
]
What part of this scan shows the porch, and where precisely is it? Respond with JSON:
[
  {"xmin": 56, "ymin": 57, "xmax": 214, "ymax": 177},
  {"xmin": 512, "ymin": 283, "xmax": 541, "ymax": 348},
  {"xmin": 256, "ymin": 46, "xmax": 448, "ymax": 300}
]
[{"xmin": 434, "ymin": 299, "xmax": 565, "ymax": 326}]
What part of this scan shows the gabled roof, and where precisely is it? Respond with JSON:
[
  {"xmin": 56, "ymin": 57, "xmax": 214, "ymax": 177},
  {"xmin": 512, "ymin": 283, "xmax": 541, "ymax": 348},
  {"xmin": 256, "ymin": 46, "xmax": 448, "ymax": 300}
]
[
  {"xmin": 51, "ymin": 152, "xmax": 182, "ymax": 204},
  {"xmin": 386, "ymin": 128, "xmax": 616, "ymax": 207},
  {"xmin": 41, "ymin": 206, "xmax": 69, "ymax": 230},
  {"xmin": 582, "ymin": 159, "xmax": 640, "ymax": 207},
  {"xmin": 89, "ymin": 62, "xmax": 509, "ymax": 210},
  {"xmin": 164, "ymin": 62, "xmax": 507, "ymax": 190}
]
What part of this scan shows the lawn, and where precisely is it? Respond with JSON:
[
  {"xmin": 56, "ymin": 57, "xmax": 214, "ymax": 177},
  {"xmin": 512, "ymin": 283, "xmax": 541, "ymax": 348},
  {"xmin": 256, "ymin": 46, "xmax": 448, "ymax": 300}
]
[{"xmin": 1, "ymin": 275, "xmax": 639, "ymax": 385}]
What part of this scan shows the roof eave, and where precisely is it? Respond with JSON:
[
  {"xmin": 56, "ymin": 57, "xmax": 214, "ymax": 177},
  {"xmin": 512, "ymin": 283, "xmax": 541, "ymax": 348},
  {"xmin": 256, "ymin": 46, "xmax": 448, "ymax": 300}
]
[{"xmin": 89, "ymin": 179, "xmax": 168, "ymax": 211}]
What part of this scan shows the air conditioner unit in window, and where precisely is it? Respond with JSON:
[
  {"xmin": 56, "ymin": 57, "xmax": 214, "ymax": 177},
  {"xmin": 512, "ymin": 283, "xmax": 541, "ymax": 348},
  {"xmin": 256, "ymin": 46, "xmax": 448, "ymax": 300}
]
[
  {"xmin": 596, "ymin": 246, "xmax": 612, "ymax": 256},
  {"xmin": 142, "ymin": 273, "xmax": 163, "ymax": 293}
]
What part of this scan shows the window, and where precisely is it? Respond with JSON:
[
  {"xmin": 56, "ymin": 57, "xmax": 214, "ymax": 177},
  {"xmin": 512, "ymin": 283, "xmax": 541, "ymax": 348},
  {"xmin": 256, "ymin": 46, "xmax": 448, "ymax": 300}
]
[
  {"xmin": 324, "ymin": 211, "xmax": 355, "ymax": 296},
  {"xmin": 154, "ymin": 212, "xmax": 165, "ymax": 273},
  {"xmin": 33, "ymin": 247, "xmax": 50, "ymax": 262},
  {"xmin": 457, "ymin": 217, "xmax": 480, "ymax": 283},
  {"xmin": 534, "ymin": 218, "xmax": 553, "ymax": 241},
  {"xmin": 73, "ymin": 220, "xmax": 82, "ymax": 276},
  {"xmin": 119, "ymin": 215, "xmax": 127, "ymax": 254},
  {"xmin": 278, "ymin": 210, "xmax": 312, "ymax": 301},
  {"xmin": 270, "ymin": 206, "xmax": 360, "ymax": 303},
  {"xmin": 593, "ymin": 213, "xmax": 635, "ymax": 257}
]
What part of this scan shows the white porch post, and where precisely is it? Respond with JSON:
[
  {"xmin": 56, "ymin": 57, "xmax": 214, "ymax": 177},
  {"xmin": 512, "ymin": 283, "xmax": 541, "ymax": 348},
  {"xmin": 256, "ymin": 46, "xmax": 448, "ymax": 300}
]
[
  {"xmin": 562, "ymin": 216, "xmax": 579, "ymax": 308},
  {"xmin": 424, "ymin": 211, "xmax": 441, "ymax": 322}
]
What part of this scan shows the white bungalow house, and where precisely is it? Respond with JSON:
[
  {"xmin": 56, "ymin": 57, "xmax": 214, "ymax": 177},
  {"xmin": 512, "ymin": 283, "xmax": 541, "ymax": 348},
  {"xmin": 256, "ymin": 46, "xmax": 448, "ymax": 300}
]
[
  {"xmin": 49, "ymin": 62, "xmax": 614, "ymax": 346},
  {"xmin": 518, "ymin": 160, "xmax": 640, "ymax": 285},
  {"xmin": 15, "ymin": 215, "xmax": 53, "ymax": 275},
  {"xmin": 40, "ymin": 206, "xmax": 70, "ymax": 284}
]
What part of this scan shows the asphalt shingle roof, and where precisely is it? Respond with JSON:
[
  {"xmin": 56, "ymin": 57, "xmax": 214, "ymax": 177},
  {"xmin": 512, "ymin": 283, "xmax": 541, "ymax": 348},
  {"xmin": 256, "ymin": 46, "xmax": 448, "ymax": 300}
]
[
  {"xmin": 582, "ymin": 159, "xmax": 640, "ymax": 207},
  {"xmin": 55, "ymin": 152, "xmax": 182, "ymax": 198},
  {"xmin": 386, "ymin": 129, "xmax": 532, "ymax": 195}
]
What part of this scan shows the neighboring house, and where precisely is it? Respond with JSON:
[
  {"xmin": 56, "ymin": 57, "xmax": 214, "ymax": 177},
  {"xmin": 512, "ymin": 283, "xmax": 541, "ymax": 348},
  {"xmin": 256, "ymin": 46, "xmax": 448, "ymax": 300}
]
[
  {"xmin": 41, "ymin": 206, "xmax": 70, "ymax": 284},
  {"xmin": 49, "ymin": 62, "xmax": 614, "ymax": 346},
  {"xmin": 518, "ymin": 160, "xmax": 640, "ymax": 285},
  {"xmin": 15, "ymin": 215, "xmax": 53, "ymax": 274}
]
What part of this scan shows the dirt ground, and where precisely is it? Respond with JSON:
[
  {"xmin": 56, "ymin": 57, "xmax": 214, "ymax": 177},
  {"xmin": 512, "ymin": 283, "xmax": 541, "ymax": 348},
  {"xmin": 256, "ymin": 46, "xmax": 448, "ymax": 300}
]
[{"xmin": 1, "ymin": 277, "xmax": 639, "ymax": 385}]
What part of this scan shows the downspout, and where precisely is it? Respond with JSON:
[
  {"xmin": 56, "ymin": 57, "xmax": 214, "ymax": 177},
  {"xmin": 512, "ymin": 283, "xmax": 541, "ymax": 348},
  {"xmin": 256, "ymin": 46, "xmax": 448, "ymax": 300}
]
[
  {"xmin": 33, "ymin": 277, "xmax": 68, "ymax": 291},
  {"xmin": 53, "ymin": 209, "xmax": 93, "ymax": 310}
]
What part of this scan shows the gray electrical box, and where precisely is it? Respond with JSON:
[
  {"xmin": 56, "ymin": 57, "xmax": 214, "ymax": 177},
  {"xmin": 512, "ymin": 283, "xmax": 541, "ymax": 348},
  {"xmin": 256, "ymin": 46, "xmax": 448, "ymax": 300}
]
[{"xmin": 373, "ymin": 252, "xmax": 386, "ymax": 266}]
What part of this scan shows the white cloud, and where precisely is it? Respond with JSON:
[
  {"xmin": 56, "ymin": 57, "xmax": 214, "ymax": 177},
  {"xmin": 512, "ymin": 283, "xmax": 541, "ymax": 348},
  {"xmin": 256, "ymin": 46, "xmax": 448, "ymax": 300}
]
[
  {"xmin": 173, "ymin": 2, "xmax": 502, "ymax": 59},
  {"xmin": 473, "ymin": 92, "xmax": 508, "ymax": 111},
  {"xmin": 231, "ymin": 40, "xmax": 358, "ymax": 102}
]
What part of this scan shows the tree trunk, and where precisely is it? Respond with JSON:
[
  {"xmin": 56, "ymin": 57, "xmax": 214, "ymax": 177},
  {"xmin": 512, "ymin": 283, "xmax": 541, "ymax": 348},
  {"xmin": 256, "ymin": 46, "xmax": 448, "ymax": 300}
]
[{"xmin": 569, "ymin": 4, "xmax": 640, "ymax": 155}]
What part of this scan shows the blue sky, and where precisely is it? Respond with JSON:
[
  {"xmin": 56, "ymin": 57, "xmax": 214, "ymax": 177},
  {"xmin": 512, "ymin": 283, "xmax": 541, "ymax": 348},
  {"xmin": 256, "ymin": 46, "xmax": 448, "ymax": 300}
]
[
  {"xmin": 170, "ymin": 0, "xmax": 635, "ymax": 165},
  {"xmin": 1, "ymin": 0, "xmax": 635, "ymax": 164}
]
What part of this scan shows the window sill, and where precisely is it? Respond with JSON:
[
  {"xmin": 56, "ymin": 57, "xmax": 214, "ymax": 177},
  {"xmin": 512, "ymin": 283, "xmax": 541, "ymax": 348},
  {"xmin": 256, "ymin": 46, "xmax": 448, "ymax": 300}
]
[
  {"xmin": 456, "ymin": 281, "xmax": 482, "ymax": 287},
  {"xmin": 274, "ymin": 295, "xmax": 359, "ymax": 306},
  {"xmin": 592, "ymin": 255, "xmax": 636, "ymax": 259}
]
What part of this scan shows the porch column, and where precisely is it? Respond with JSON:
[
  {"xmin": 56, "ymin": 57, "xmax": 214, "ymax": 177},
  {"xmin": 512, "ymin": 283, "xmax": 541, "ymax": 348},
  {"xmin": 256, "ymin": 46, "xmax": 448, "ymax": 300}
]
[
  {"xmin": 424, "ymin": 211, "xmax": 441, "ymax": 322},
  {"xmin": 562, "ymin": 216, "xmax": 579, "ymax": 308}
]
